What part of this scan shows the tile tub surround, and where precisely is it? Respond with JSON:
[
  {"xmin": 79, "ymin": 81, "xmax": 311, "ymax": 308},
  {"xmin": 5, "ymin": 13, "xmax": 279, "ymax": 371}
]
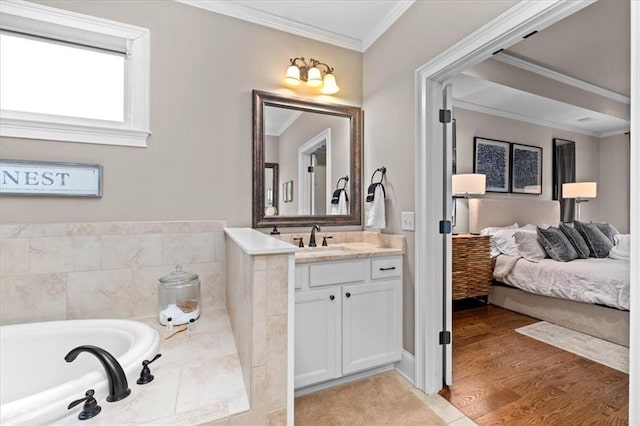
[
  {"xmin": 58, "ymin": 308, "xmax": 249, "ymax": 425},
  {"xmin": 225, "ymin": 228, "xmax": 295, "ymax": 426},
  {"xmin": 0, "ymin": 221, "xmax": 227, "ymax": 325}
]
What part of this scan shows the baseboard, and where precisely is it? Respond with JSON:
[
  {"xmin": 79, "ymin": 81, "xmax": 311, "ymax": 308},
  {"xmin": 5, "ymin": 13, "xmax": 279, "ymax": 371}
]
[
  {"xmin": 394, "ymin": 350, "xmax": 415, "ymax": 385},
  {"xmin": 294, "ymin": 364, "xmax": 395, "ymax": 397}
]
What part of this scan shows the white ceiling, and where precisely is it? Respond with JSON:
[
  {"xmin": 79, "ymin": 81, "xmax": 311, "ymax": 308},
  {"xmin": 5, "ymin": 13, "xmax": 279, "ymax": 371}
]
[
  {"xmin": 264, "ymin": 106, "xmax": 302, "ymax": 136},
  {"xmin": 177, "ymin": 0, "xmax": 414, "ymax": 52}
]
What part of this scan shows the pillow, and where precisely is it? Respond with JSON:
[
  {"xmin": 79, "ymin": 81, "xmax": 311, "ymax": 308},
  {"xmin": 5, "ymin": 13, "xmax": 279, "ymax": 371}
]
[
  {"xmin": 514, "ymin": 229, "xmax": 546, "ymax": 262},
  {"xmin": 537, "ymin": 226, "xmax": 578, "ymax": 262},
  {"xmin": 479, "ymin": 223, "xmax": 519, "ymax": 236},
  {"xmin": 491, "ymin": 228, "xmax": 520, "ymax": 257},
  {"xmin": 574, "ymin": 221, "xmax": 613, "ymax": 258},
  {"xmin": 480, "ymin": 223, "xmax": 519, "ymax": 257},
  {"xmin": 609, "ymin": 234, "xmax": 631, "ymax": 260},
  {"xmin": 559, "ymin": 223, "xmax": 590, "ymax": 259},
  {"xmin": 594, "ymin": 222, "xmax": 620, "ymax": 244}
]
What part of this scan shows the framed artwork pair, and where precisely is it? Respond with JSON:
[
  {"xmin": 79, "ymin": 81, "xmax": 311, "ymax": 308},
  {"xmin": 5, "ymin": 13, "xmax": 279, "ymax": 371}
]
[{"xmin": 473, "ymin": 137, "xmax": 542, "ymax": 194}]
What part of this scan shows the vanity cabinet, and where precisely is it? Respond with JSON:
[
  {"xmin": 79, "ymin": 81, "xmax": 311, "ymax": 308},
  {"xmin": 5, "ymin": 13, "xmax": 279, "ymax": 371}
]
[{"xmin": 294, "ymin": 256, "xmax": 403, "ymax": 390}]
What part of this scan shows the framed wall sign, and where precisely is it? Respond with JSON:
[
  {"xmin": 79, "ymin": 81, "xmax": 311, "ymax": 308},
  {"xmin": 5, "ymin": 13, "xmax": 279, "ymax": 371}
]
[
  {"xmin": 0, "ymin": 159, "xmax": 103, "ymax": 197},
  {"xmin": 473, "ymin": 137, "xmax": 510, "ymax": 193},
  {"xmin": 511, "ymin": 143, "xmax": 542, "ymax": 194}
]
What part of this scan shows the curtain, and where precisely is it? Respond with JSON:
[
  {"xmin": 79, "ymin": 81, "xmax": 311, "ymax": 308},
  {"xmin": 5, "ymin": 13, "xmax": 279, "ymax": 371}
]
[{"xmin": 553, "ymin": 141, "xmax": 576, "ymax": 223}]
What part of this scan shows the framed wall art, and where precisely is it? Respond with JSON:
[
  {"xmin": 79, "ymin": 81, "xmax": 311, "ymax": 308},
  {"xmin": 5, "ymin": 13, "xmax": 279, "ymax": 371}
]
[
  {"xmin": 473, "ymin": 137, "xmax": 510, "ymax": 193},
  {"xmin": 511, "ymin": 143, "xmax": 542, "ymax": 194}
]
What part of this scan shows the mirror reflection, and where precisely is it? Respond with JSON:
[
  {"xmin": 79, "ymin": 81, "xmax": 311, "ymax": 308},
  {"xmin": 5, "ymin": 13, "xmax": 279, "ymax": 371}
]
[{"xmin": 252, "ymin": 90, "xmax": 362, "ymax": 228}]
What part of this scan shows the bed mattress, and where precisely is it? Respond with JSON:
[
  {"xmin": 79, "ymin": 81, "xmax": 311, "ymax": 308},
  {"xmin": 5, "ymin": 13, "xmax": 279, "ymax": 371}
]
[{"xmin": 493, "ymin": 256, "xmax": 630, "ymax": 310}]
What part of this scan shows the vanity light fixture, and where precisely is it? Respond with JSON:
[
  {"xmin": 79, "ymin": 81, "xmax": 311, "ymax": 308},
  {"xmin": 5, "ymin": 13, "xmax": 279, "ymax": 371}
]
[
  {"xmin": 284, "ymin": 57, "xmax": 340, "ymax": 94},
  {"xmin": 562, "ymin": 181, "xmax": 597, "ymax": 221}
]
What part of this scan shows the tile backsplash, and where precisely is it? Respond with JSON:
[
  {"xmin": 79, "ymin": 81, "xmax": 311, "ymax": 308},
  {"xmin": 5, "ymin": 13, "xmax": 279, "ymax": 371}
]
[{"xmin": 0, "ymin": 221, "xmax": 227, "ymax": 325}]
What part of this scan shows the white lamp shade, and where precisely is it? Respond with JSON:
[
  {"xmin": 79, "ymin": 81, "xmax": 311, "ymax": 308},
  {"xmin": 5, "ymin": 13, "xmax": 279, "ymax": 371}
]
[
  {"xmin": 306, "ymin": 66, "xmax": 323, "ymax": 87},
  {"xmin": 562, "ymin": 182, "xmax": 597, "ymax": 198},
  {"xmin": 321, "ymin": 73, "xmax": 339, "ymax": 94},
  {"xmin": 284, "ymin": 65, "xmax": 301, "ymax": 86},
  {"xmin": 452, "ymin": 174, "xmax": 486, "ymax": 195}
]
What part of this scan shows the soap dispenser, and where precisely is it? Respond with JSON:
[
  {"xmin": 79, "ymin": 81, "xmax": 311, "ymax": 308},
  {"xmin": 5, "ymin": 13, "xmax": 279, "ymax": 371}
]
[{"xmin": 158, "ymin": 265, "xmax": 201, "ymax": 326}]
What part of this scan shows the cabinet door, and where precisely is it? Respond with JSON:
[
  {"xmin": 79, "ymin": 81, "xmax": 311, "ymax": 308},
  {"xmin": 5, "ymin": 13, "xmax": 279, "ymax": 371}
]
[
  {"xmin": 294, "ymin": 287, "xmax": 340, "ymax": 388},
  {"xmin": 342, "ymin": 280, "xmax": 402, "ymax": 375}
]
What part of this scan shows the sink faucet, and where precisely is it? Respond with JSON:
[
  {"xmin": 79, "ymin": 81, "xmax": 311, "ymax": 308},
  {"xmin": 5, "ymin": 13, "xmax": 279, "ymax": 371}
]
[
  {"xmin": 309, "ymin": 224, "xmax": 321, "ymax": 247},
  {"xmin": 65, "ymin": 345, "xmax": 131, "ymax": 402}
]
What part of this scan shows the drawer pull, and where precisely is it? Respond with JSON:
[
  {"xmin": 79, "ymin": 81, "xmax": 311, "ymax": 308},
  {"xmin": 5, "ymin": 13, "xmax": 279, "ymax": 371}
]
[
  {"xmin": 329, "ymin": 295, "xmax": 335, "ymax": 301},
  {"xmin": 345, "ymin": 292, "xmax": 351, "ymax": 298},
  {"xmin": 379, "ymin": 266, "xmax": 397, "ymax": 271}
]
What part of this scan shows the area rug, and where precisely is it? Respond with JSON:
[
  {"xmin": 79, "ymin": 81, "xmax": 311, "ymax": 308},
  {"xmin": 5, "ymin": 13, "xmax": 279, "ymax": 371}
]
[
  {"xmin": 295, "ymin": 372, "xmax": 447, "ymax": 425},
  {"xmin": 516, "ymin": 321, "xmax": 629, "ymax": 373}
]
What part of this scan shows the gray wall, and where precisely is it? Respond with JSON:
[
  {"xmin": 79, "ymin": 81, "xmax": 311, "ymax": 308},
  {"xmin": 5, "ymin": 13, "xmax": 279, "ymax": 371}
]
[
  {"xmin": 0, "ymin": 0, "xmax": 362, "ymax": 225},
  {"xmin": 363, "ymin": 0, "xmax": 518, "ymax": 355},
  {"xmin": 598, "ymin": 134, "xmax": 631, "ymax": 232}
]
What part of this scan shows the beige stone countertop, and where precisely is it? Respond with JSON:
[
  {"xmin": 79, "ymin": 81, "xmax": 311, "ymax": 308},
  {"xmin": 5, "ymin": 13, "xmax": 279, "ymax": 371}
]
[
  {"xmin": 294, "ymin": 242, "xmax": 405, "ymax": 264},
  {"xmin": 61, "ymin": 308, "xmax": 248, "ymax": 425}
]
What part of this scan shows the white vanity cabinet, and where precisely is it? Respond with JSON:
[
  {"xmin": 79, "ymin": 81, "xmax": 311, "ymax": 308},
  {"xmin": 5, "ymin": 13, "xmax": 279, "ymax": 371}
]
[{"xmin": 294, "ymin": 256, "xmax": 403, "ymax": 390}]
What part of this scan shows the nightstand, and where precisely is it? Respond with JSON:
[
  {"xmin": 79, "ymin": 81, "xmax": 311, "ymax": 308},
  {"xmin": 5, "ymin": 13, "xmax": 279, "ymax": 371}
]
[{"xmin": 452, "ymin": 234, "xmax": 492, "ymax": 300}]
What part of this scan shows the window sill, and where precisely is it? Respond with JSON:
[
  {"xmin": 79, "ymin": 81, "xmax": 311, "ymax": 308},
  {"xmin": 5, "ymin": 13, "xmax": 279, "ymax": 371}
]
[{"xmin": 0, "ymin": 116, "xmax": 151, "ymax": 147}]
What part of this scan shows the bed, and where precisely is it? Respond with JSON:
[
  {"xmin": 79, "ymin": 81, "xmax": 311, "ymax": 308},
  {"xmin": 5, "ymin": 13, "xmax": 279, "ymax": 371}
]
[{"xmin": 468, "ymin": 198, "xmax": 630, "ymax": 347}]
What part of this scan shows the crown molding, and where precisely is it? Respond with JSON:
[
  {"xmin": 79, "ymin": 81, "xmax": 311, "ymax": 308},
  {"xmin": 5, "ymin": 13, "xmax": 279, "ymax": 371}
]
[
  {"xmin": 493, "ymin": 52, "xmax": 630, "ymax": 105},
  {"xmin": 176, "ymin": 0, "xmax": 362, "ymax": 51},
  {"xmin": 600, "ymin": 128, "xmax": 631, "ymax": 138},
  {"xmin": 362, "ymin": 0, "xmax": 415, "ymax": 51}
]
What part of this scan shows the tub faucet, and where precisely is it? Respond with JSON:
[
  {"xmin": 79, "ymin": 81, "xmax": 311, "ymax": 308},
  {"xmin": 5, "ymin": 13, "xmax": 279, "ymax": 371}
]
[
  {"xmin": 65, "ymin": 345, "xmax": 131, "ymax": 402},
  {"xmin": 309, "ymin": 224, "xmax": 321, "ymax": 247}
]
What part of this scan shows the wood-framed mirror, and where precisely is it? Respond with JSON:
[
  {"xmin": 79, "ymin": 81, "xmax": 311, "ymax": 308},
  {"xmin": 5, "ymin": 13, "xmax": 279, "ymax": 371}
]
[{"xmin": 252, "ymin": 90, "xmax": 362, "ymax": 228}]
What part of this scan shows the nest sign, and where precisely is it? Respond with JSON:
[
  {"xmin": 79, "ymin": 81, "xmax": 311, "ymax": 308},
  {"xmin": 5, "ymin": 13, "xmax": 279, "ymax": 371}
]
[{"xmin": 0, "ymin": 160, "xmax": 102, "ymax": 197}]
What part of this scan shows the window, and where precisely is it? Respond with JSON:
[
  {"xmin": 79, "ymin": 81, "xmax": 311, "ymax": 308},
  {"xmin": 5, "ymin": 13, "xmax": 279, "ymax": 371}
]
[{"xmin": 0, "ymin": 1, "xmax": 150, "ymax": 147}]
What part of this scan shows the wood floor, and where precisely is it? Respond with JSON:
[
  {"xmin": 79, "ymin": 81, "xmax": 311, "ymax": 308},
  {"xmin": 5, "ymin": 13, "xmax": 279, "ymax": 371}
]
[{"xmin": 439, "ymin": 305, "xmax": 629, "ymax": 425}]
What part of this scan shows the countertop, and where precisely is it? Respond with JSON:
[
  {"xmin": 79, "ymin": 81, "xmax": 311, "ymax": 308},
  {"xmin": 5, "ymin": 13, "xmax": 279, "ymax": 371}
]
[{"xmin": 294, "ymin": 242, "xmax": 404, "ymax": 263}]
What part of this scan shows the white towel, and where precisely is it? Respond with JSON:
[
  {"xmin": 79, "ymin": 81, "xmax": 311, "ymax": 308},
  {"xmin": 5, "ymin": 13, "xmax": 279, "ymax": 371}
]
[
  {"xmin": 330, "ymin": 191, "xmax": 348, "ymax": 215},
  {"xmin": 365, "ymin": 185, "xmax": 386, "ymax": 229}
]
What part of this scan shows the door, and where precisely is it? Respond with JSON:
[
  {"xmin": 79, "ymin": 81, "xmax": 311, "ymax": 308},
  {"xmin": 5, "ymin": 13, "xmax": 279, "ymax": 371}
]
[
  {"xmin": 442, "ymin": 82, "xmax": 454, "ymax": 386},
  {"xmin": 294, "ymin": 287, "xmax": 340, "ymax": 388},
  {"xmin": 342, "ymin": 280, "xmax": 402, "ymax": 375}
]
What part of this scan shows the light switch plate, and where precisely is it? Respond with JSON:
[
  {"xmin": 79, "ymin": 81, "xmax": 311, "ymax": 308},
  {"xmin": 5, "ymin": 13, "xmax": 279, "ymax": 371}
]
[{"xmin": 401, "ymin": 211, "xmax": 415, "ymax": 231}]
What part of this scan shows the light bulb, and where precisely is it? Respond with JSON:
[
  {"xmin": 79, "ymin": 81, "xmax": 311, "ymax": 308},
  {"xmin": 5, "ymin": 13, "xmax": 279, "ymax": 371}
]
[
  {"xmin": 321, "ymin": 73, "xmax": 340, "ymax": 94},
  {"xmin": 307, "ymin": 66, "xmax": 322, "ymax": 87},
  {"xmin": 284, "ymin": 65, "xmax": 301, "ymax": 86}
]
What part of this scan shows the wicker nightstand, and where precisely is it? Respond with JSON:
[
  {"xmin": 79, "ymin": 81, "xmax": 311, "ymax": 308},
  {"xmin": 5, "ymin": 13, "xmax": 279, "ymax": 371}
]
[{"xmin": 452, "ymin": 234, "xmax": 492, "ymax": 300}]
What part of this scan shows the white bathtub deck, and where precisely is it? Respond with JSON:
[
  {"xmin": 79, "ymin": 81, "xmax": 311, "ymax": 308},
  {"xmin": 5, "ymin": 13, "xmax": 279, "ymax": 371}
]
[{"xmin": 61, "ymin": 307, "xmax": 248, "ymax": 425}]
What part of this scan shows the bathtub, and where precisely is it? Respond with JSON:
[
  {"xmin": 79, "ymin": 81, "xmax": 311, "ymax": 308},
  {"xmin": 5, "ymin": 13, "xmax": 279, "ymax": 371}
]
[{"xmin": 0, "ymin": 319, "xmax": 159, "ymax": 425}]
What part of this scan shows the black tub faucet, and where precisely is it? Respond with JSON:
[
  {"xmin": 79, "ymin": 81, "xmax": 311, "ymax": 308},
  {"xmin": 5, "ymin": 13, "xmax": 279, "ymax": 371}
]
[
  {"xmin": 65, "ymin": 345, "xmax": 131, "ymax": 402},
  {"xmin": 309, "ymin": 224, "xmax": 321, "ymax": 247}
]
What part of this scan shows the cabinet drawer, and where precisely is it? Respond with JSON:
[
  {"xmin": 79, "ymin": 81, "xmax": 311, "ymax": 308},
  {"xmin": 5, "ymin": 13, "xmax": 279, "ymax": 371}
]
[
  {"xmin": 371, "ymin": 257, "xmax": 402, "ymax": 280},
  {"xmin": 309, "ymin": 259, "xmax": 366, "ymax": 288}
]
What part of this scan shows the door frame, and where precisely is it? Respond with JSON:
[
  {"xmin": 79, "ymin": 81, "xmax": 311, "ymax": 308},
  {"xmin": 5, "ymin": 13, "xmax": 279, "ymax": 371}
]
[
  {"xmin": 414, "ymin": 4, "xmax": 637, "ymax": 421},
  {"xmin": 297, "ymin": 128, "xmax": 332, "ymax": 215}
]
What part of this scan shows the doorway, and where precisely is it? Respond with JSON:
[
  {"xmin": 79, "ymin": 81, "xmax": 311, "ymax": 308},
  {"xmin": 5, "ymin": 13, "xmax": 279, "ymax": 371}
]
[{"xmin": 413, "ymin": 1, "xmax": 638, "ymax": 423}]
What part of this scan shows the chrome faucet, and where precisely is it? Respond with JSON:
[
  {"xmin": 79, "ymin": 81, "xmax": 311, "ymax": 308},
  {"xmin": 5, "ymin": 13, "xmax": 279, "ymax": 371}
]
[
  {"xmin": 65, "ymin": 345, "xmax": 131, "ymax": 402},
  {"xmin": 309, "ymin": 224, "xmax": 321, "ymax": 247}
]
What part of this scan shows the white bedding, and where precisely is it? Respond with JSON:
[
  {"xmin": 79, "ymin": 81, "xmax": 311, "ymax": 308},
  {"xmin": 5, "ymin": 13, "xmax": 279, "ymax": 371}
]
[{"xmin": 493, "ymin": 256, "xmax": 630, "ymax": 310}]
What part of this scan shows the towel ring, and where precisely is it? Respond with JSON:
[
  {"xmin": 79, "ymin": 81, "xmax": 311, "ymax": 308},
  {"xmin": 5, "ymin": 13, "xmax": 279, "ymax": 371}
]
[
  {"xmin": 370, "ymin": 166, "xmax": 386, "ymax": 184},
  {"xmin": 336, "ymin": 176, "xmax": 349, "ymax": 190}
]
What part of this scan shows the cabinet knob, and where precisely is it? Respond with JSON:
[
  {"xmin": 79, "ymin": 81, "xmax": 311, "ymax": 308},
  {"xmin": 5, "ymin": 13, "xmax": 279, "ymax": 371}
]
[
  {"xmin": 329, "ymin": 295, "xmax": 335, "ymax": 301},
  {"xmin": 345, "ymin": 292, "xmax": 351, "ymax": 298}
]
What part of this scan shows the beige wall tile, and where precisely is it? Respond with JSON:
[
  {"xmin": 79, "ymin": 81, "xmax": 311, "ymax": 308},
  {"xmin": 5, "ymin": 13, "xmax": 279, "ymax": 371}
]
[
  {"xmin": 0, "ymin": 223, "xmax": 66, "ymax": 239},
  {"xmin": 0, "ymin": 273, "xmax": 66, "ymax": 325},
  {"xmin": 67, "ymin": 222, "xmax": 162, "ymax": 236},
  {"xmin": 131, "ymin": 265, "xmax": 172, "ymax": 318},
  {"xmin": 67, "ymin": 269, "xmax": 133, "ymax": 319},
  {"xmin": 30, "ymin": 237, "xmax": 100, "ymax": 274},
  {"xmin": 190, "ymin": 261, "xmax": 226, "ymax": 309},
  {"xmin": 162, "ymin": 233, "xmax": 218, "ymax": 264},
  {"xmin": 266, "ymin": 256, "xmax": 288, "ymax": 316},
  {"xmin": 0, "ymin": 238, "xmax": 29, "ymax": 276},
  {"xmin": 252, "ymin": 270, "xmax": 267, "ymax": 368},
  {"xmin": 266, "ymin": 408, "xmax": 287, "ymax": 426},
  {"xmin": 266, "ymin": 315, "xmax": 288, "ymax": 409},
  {"xmin": 161, "ymin": 221, "xmax": 226, "ymax": 234},
  {"xmin": 101, "ymin": 234, "xmax": 162, "ymax": 269}
]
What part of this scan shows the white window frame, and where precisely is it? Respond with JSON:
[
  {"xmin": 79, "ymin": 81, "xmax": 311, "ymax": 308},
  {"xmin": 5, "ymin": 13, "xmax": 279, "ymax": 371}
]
[{"xmin": 0, "ymin": 0, "xmax": 150, "ymax": 147}]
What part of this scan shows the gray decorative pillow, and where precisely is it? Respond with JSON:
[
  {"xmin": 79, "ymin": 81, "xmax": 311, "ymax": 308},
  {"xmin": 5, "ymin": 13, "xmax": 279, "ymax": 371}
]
[
  {"xmin": 594, "ymin": 222, "xmax": 620, "ymax": 244},
  {"xmin": 537, "ymin": 226, "xmax": 578, "ymax": 262},
  {"xmin": 574, "ymin": 221, "xmax": 613, "ymax": 258},
  {"xmin": 559, "ymin": 223, "xmax": 590, "ymax": 259}
]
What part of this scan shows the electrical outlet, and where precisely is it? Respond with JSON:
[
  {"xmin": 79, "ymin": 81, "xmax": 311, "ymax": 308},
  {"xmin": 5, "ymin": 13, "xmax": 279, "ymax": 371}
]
[{"xmin": 401, "ymin": 211, "xmax": 415, "ymax": 231}]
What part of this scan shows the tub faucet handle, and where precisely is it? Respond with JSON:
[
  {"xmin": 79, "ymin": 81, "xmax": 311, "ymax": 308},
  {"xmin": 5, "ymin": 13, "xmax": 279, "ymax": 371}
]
[
  {"xmin": 137, "ymin": 353, "xmax": 162, "ymax": 385},
  {"xmin": 68, "ymin": 389, "xmax": 101, "ymax": 421}
]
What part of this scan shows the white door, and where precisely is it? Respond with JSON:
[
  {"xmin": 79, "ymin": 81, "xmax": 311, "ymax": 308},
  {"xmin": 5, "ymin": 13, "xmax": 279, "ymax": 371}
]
[
  {"xmin": 442, "ymin": 82, "xmax": 454, "ymax": 386},
  {"xmin": 294, "ymin": 287, "xmax": 340, "ymax": 388},
  {"xmin": 342, "ymin": 280, "xmax": 402, "ymax": 375}
]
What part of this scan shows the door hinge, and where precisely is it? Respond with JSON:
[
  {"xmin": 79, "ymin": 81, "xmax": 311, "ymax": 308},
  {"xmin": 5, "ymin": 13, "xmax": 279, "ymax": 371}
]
[
  {"xmin": 307, "ymin": 166, "xmax": 314, "ymax": 173},
  {"xmin": 439, "ymin": 330, "xmax": 451, "ymax": 345},
  {"xmin": 439, "ymin": 220, "xmax": 451, "ymax": 234},
  {"xmin": 439, "ymin": 109, "xmax": 452, "ymax": 123}
]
